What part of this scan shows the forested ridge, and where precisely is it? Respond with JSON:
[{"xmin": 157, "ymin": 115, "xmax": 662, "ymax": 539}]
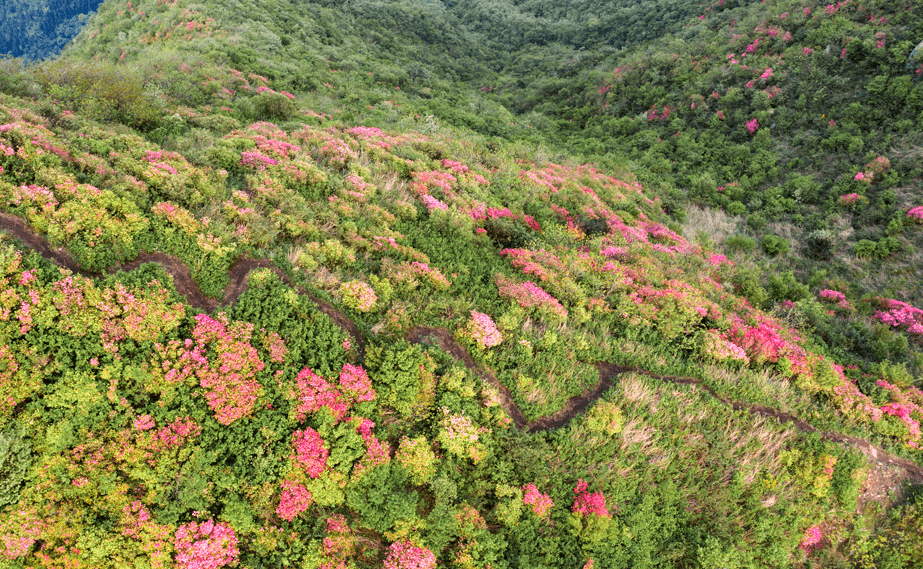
[{"xmin": 0, "ymin": 0, "xmax": 922, "ymax": 567}]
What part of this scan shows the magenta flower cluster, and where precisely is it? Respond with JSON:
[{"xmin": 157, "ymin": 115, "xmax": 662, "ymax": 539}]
[
  {"xmin": 292, "ymin": 427, "xmax": 328, "ymax": 478},
  {"xmin": 819, "ymin": 289, "xmax": 850, "ymax": 310},
  {"xmin": 382, "ymin": 540, "xmax": 437, "ymax": 569},
  {"xmin": 174, "ymin": 520, "xmax": 239, "ymax": 569},
  {"xmin": 291, "ymin": 367, "xmax": 349, "ymax": 422},
  {"xmin": 339, "ymin": 364, "xmax": 376, "ymax": 403},
  {"xmin": 464, "ymin": 310, "xmax": 503, "ymax": 349},
  {"xmin": 800, "ymin": 525, "xmax": 823, "ymax": 551},
  {"xmin": 339, "ymin": 280, "xmax": 377, "ymax": 312},
  {"xmin": 907, "ymin": 206, "xmax": 923, "ymax": 222},
  {"xmin": 495, "ymin": 275, "xmax": 567, "ymax": 319},
  {"xmin": 572, "ymin": 479, "xmax": 610, "ymax": 518},
  {"xmin": 239, "ymin": 150, "xmax": 279, "ymax": 171},
  {"xmin": 746, "ymin": 119, "xmax": 759, "ymax": 134},
  {"xmin": 522, "ymin": 484, "xmax": 554, "ymax": 518},
  {"xmin": 276, "ymin": 481, "xmax": 312, "ymax": 521},
  {"xmin": 190, "ymin": 314, "xmax": 265, "ymax": 425},
  {"xmin": 290, "ymin": 363, "xmax": 376, "ymax": 423},
  {"xmin": 873, "ymin": 299, "xmax": 923, "ymax": 335}
]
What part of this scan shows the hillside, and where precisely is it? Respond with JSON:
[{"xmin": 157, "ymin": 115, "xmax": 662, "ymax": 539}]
[{"xmin": 0, "ymin": 0, "xmax": 922, "ymax": 568}]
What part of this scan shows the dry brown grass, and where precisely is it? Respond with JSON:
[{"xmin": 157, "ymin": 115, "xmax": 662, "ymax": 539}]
[
  {"xmin": 726, "ymin": 416, "xmax": 796, "ymax": 484},
  {"xmin": 681, "ymin": 205, "xmax": 741, "ymax": 248},
  {"xmin": 619, "ymin": 417, "xmax": 658, "ymax": 454},
  {"xmin": 619, "ymin": 373, "xmax": 658, "ymax": 410}
]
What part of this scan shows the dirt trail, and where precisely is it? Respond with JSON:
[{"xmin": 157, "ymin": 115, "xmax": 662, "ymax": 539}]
[
  {"xmin": 406, "ymin": 327, "xmax": 923, "ymax": 487},
  {"xmin": 1, "ymin": 214, "xmax": 921, "ymax": 487},
  {"xmin": 0, "ymin": 215, "xmax": 364, "ymax": 357}
]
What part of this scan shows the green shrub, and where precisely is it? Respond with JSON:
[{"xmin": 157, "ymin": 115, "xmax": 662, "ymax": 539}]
[
  {"xmin": 766, "ymin": 271, "xmax": 809, "ymax": 303},
  {"xmin": 726, "ymin": 235, "xmax": 756, "ymax": 253},
  {"xmin": 760, "ymin": 235, "xmax": 790, "ymax": 257},
  {"xmin": 32, "ymin": 58, "xmax": 164, "ymax": 130},
  {"xmin": 805, "ymin": 230, "xmax": 835, "ymax": 260},
  {"xmin": 364, "ymin": 341, "xmax": 436, "ymax": 419},
  {"xmin": 746, "ymin": 213, "xmax": 767, "ymax": 230},
  {"xmin": 853, "ymin": 239, "xmax": 879, "ymax": 259},
  {"xmin": 0, "ymin": 425, "xmax": 31, "ymax": 508},
  {"xmin": 731, "ymin": 268, "xmax": 769, "ymax": 309},
  {"xmin": 230, "ymin": 270, "xmax": 348, "ymax": 377},
  {"xmin": 726, "ymin": 201, "xmax": 747, "ymax": 216}
]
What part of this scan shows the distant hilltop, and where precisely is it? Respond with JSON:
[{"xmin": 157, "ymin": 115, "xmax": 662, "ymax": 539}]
[{"xmin": 0, "ymin": 0, "xmax": 102, "ymax": 62}]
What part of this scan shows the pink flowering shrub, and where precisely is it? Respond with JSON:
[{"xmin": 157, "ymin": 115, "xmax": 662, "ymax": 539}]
[
  {"xmin": 746, "ymin": 119, "xmax": 759, "ymax": 134},
  {"xmin": 572, "ymin": 479, "xmax": 610, "ymax": 518},
  {"xmin": 522, "ymin": 484, "xmax": 554, "ymax": 518},
  {"xmin": 174, "ymin": 520, "xmax": 239, "ymax": 569},
  {"xmin": 420, "ymin": 194, "xmax": 448, "ymax": 211},
  {"xmin": 702, "ymin": 329, "xmax": 750, "ymax": 364},
  {"xmin": 840, "ymin": 193, "xmax": 859, "ymax": 206},
  {"xmin": 382, "ymin": 259, "xmax": 452, "ymax": 292},
  {"xmin": 292, "ymin": 428, "xmax": 328, "ymax": 478},
  {"xmin": 876, "ymin": 379, "xmax": 923, "ymax": 448},
  {"xmin": 276, "ymin": 481, "xmax": 312, "ymax": 521},
  {"xmin": 190, "ymin": 313, "xmax": 265, "ymax": 425},
  {"xmin": 706, "ymin": 254, "xmax": 733, "ymax": 267},
  {"xmin": 339, "ymin": 280, "xmax": 377, "ymax": 312},
  {"xmin": 352, "ymin": 417, "xmax": 391, "ymax": 477},
  {"xmin": 383, "ymin": 540, "xmax": 436, "ymax": 569},
  {"xmin": 289, "ymin": 367, "xmax": 348, "ymax": 422},
  {"xmin": 459, "ymin": 310, "xmax": 503, "ymax": 349},
  {"xmin": 0, "ymin": 508, "xmax": 44, "ymax": 560},
  {"xmin": 800, "ymin": 525, "xmax": 823, "ymax": 552},
  {"xmin": 338, "ymin": 364, "xmax": 376, "ymax": 404},
  {"xmin": 495, "ymin": 274, "xmax": 568, "ymax": 320},
  {"xmin": 873, "ymin": 299, "xmax": 923, "ymax": 336},
  {"xmin": 322, "ymin": 514, "xmax": 355, "ymax": 561},
  {"xmin": 907, "ymin": 206, "xmax": 923, "ymax": 223},
  {"xmin": 819, "ymin": 289, "xmax": 850, "ymax": 310}
]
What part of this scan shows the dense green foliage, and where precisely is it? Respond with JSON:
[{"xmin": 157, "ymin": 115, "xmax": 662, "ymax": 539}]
[{"xmin": 0, "ymin": 0, "xmax": 922, "ymax": 567}]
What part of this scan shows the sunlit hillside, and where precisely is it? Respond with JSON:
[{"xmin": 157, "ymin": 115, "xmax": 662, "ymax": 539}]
[{"xmin": 0, "ymin": 0, "xmax": 922, "ymax": 568}]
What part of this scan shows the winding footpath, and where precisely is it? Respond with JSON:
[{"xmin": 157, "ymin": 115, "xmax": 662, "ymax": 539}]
[{"xmin": 2, "ymin": 213, "xmax": 922, "ymax": 491}]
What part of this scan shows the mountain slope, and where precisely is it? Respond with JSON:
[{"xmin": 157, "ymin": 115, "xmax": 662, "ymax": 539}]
[{"xmin": 0, "ymin": 0, "xmax": 921, "ymax": 567}]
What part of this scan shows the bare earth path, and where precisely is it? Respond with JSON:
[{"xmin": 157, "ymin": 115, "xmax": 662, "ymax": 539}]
[{"xmin": 2, "ymin": 214, "xmax": 921, "ymax": 493}]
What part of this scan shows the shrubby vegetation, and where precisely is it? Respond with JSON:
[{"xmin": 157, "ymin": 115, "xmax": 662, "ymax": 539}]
[{"xmin": 0, "ymin": 0, "xmax": 921, "ymax": 566}]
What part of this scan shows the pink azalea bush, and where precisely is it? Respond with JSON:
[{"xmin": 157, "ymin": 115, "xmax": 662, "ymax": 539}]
[
  {"xmin": 495, "ymin": 275, "xmax": 568, "ymax": 319},
  {"xmin": 907, "ymin": 206, "xmax": 923, "ymax": 223},
  {"xmin": 800, "ymin": 525, "xmax": 823, "ymax": 552},
  {"xmin": 702, "ymin": 329, "xmax": 749, "ymax": 364},
  {"xmin": 292, "ymin": 428, "xmax": 328, "ymax": 478},
  {"xmin": 839, "ymin": 193, "xmax": 859, "ymax": 205},
  {"xmin": 338, "ymin": 364, "xmax": 376, "ymax": 404},
  {"xmin": 873, "ymin": 299, "xmax": 923, "ymax": 336},
  {"xmin": 746, "ymin": 118, "xmax": 759, "ymax": 134},
  {"xmin": 276, "ymin": 481, "xmax": 312, "ymax": 521},
  {"xmin": 174, "ymin": 520, "xmax": 239, "ymax": 569},
  {"xmin": 522, "ymin": 484, "xmax": 554, "ymax": 518},
  {"xmin": 383, "ymin": 540, "xmax": 436, "ymax": 569},
  {"xmin": 819, "ymin": 289, "xmax": 850, "ymax": 310},
  {"xmin": 572, "ymin": 479, "xmax": 610, "ymax": 518},
  {"xmin": 460, "ymin": 310, "xmax": 503, "ymax": 349},
  {"xmin": 290, "ymin": 367, "xmax": 349, "ymax": 422},
  {"xmin": 339, "ymin": 280, "xmax": 377, "ymax": 312}
]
